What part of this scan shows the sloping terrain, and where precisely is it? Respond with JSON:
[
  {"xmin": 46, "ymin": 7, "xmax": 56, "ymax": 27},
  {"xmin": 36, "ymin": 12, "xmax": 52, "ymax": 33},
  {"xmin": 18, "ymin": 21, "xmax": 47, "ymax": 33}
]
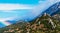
[
  {"xmin": 0, "ymin": 13, "xmax": 60, "ymax": 33},
  {"xmin": 46, "ymin": 2, "xmax": 60, "ymax": 16}
]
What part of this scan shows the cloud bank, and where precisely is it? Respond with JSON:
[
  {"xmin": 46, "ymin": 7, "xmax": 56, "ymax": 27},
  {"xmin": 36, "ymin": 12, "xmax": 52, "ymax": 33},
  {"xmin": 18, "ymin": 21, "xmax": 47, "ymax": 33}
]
[
  {"xmin": 0, "ymin": 4, "xmax": 34, "ymax": 11},
  {"xmin": 0, "ymin": 16, "xmax": 17, "ymax": 26}
]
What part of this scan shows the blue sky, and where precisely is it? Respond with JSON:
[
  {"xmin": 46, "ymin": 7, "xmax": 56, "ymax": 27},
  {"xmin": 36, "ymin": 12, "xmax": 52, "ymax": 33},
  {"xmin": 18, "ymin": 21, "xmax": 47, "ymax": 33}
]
[
  {"xmin": 0, "ymin": 0, "xmax": 46, "ymax": 18},
  {"xmin": 0, "ymin": 0, "xmax": 39, "ymax": 4}
]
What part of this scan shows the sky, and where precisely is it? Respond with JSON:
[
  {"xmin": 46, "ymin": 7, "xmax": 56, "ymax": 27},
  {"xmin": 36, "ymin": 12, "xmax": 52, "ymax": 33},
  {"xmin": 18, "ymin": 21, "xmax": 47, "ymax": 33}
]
[
  {"xmin": 0, "ymin": 0, "xmax": 46, "ymax": 4},
  {"xmin": 0, "ymin": 0, "xmax": 59, "ymax": 28}
]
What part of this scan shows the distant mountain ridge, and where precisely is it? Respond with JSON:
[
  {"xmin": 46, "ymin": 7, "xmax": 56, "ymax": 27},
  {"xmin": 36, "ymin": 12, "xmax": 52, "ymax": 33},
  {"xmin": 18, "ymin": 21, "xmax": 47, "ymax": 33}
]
[{"xmin": 46, "ymin": 2, "xmax": 60, "ymax": 16}]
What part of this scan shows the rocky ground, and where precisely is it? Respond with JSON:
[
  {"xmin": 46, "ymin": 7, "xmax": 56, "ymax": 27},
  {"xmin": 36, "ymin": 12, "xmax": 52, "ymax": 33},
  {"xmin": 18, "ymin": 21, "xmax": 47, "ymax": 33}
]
[{"xmin": 0, "ymin": 13, "xmax": 60, "ymax": 33}]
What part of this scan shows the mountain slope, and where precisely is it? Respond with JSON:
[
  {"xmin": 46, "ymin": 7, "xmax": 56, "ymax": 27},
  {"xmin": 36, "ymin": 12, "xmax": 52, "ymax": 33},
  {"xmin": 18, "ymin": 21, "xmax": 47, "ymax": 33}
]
[
  {"xmin": 0, "ymin": 13, "xmax": 60, "ymax": 33},
  {"xmin": 46, "ymin": 2, "xmax": 60, "ymax": 16}
]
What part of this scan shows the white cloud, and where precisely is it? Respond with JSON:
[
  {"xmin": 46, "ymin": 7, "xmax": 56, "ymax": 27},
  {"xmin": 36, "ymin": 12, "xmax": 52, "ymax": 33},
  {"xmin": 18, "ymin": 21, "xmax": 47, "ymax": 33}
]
[
  {"xmin": 0, "ymin": 16, "xmax": 17, "ymax": 26},
  {"xmin": 0, "ymin": 4, "xmax": 34, "ymax": 11},
  {"xmin": 31, "ymin": 0, "xmax": 60, "ymax": 16},
  {"xmin": 0, "ymin": 19, "xmax": 11, "ymax": 26}
]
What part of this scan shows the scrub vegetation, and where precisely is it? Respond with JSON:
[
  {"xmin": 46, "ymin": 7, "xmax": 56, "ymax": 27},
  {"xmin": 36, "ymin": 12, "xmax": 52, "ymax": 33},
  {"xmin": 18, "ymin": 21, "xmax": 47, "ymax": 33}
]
[{"xmin": 0, "ymin": 13, "xmax": 60, "ymax": 33}]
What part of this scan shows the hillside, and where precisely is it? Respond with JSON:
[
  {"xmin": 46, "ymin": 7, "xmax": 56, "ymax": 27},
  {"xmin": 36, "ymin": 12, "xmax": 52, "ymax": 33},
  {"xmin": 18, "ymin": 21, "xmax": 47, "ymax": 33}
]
[{"xmin": 0, "ymin": 13, "xmax": 60, "ymax": 33}]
